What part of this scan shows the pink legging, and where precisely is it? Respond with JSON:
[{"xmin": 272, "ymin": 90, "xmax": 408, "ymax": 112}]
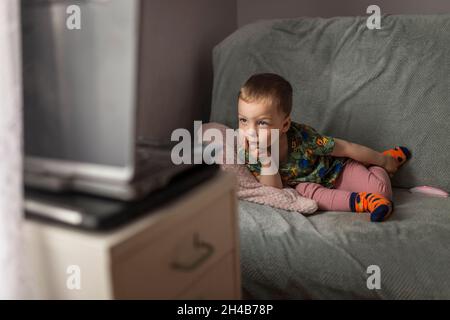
[{"xmin": 295, "ymin": 159, "xmax": 393, "ymax": 211}]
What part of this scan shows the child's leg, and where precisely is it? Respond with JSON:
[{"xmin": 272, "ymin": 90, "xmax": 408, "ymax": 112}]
[
  {"xmin": 295, "ymin": 182, "xmax": 352, "ymax": 211},
  {"xmin": 333, "ymin": 159, "xmax": 393, "ymax": 201},
  {"xmin": 296, "ymin": 160, "xmax": 394, "ymax": 221}
]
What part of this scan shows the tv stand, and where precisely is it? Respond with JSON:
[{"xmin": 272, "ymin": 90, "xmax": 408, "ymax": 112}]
[{"xmin": 24, "ymin": 172, "xmax": 241, "ymax": 299}]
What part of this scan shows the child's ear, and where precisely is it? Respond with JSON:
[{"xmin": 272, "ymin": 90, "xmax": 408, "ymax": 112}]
[{"xmin": 282, "ymin": 116, "xmax": 291, "ymax": 133}]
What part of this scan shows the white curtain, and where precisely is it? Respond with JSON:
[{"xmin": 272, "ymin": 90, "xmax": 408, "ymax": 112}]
[{"xmin": 0, "ymin": 0, "xmax": 27, "ymax": 299}]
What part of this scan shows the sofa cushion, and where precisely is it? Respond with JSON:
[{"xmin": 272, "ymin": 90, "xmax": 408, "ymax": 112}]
[{"xmin": 238, "ymin": 188, "xmax": 450, "ymax": 299}]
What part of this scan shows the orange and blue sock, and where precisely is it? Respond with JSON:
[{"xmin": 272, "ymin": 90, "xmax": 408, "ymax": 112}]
[
  {"xmin": 382, "ymin": 146, "xmax": 411, "ymax": 166},
  {"xmin": 349, "ymin": 192, "xmax": 394, "ymax": 222}
]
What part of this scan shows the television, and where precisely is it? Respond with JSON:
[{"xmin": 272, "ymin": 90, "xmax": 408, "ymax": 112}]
[{"xmin": 21, "ymin": 0, "xmax": 192, "ymax": 201}]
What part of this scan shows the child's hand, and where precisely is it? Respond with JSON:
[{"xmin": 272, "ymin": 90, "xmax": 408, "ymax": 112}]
[
  {"xmin": 239, "ymin": 131, "xmax": 271, "ymax": 166},
  {"xmin": 248, "ymin": 138, "xmax": 272, "ymax": 167},
  {"xmin": 382, "ymin": 155, "xmax": 398, "ymax": 178}
]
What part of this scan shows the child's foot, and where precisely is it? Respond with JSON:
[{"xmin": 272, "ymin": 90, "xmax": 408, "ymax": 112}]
[
  {"xmin": 382, "ymin": 146, "xmax": 411, "ymax": 167},
  {"xmin": 349, "ymin": 192, "xmax": 394, "ymax": 222}
]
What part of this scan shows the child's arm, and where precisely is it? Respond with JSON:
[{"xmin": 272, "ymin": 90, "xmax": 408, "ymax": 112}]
[
  {"xmin": 331, "ymin": 138, "xmax": 398, "ymax": 175},
  {"xmin": 258, "ymin": 163, "xmax": 284, "ymax": 189},
  {"xmin": 245, "ymin": 137, "xmax": 284, "ymax": 189}
]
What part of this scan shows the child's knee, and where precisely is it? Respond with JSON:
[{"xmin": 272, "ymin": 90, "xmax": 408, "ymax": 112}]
[
  {"xmin": 369, "ymin": 167, "xmax": 393, "ymax": 200},
  {"xmin": 374, "ymin": 181, "xmax": 393, "ymax": 201}
]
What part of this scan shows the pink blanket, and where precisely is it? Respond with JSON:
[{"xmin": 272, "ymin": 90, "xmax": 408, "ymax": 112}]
[{"xmin": 200, "ymin": 123, "xmax": 318, "ymax": 214}]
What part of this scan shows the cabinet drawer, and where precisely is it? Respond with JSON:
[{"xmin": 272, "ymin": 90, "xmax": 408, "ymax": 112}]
[
  {"xmin": 176, "ymin": 253, "xmax": 239, "ymax": 300},
  {"xmin": 111, "ymin": 193, "xmax": 236, "ymax": 299}
]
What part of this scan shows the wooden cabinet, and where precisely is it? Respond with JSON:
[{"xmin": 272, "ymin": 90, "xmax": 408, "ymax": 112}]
[{"xmin": 24, "ymin": 172, "xmax": 241, "ymax": 299}]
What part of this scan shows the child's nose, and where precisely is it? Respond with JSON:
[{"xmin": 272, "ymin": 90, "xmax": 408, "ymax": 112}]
[
  {"xmin": 247, "ymin": 128, "xmax": 257, "ymax": 136},
  {"xmin": 246, "ymin": 128, "xmax": 258, "ymax": 142}
]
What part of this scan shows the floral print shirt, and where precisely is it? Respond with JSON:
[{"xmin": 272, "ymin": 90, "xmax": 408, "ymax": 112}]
[{"xmin": 246, "ymin": 122, "xmax": 348, "ymax": 188}]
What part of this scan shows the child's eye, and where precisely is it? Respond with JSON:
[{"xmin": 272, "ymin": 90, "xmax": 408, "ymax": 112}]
[
  {"xmin": 239, "ymin": 118, "xmax": 247, "ymax": 124},
  {"xmin": 258, "ymin": 120, "xmax": 269, "ymax": 126}
]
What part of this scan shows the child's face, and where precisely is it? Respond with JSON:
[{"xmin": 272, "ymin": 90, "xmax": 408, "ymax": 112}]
[{"xmin": 238, "ymin": 98, "xmax": 291, "ymax": 147}]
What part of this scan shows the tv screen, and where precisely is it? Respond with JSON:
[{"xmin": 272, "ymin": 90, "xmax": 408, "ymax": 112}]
[{"xmin": 21, "ymin": 0, "xmax": 138, "ymax": 173}]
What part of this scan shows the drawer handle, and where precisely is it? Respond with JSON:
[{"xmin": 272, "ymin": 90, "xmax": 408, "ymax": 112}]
[{"xmin": 171, "ymin": 233, "xmax": 214, "ymax": 272}]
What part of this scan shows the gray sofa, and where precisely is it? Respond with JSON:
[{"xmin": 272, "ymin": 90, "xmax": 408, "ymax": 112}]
[{"xmin": 211, "ymin": 15, "xmax": 450, "ymax": 299}]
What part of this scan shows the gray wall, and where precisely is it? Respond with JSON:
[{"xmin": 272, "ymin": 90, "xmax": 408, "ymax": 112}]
[
  {"xmin": 138, "ymin": 0, "xmax": 450, "ymax": 142},
  {"xmin": 237, "ymin": 0, "xmax": 450, "ymax": 26},
  {"xmin": 138, "ymin": 0, "xmax": 237, "ymax": 143}
]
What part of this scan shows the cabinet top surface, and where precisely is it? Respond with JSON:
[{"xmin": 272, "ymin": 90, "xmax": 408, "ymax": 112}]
[{"xmin": 24, "ymin": 171, "xmax": 236, "ymax": 245}]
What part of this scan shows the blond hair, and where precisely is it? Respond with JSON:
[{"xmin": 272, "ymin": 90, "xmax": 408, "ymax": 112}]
[{"xmin": 238, "ymin": 73, "xmax": 293, "ymax": 116}]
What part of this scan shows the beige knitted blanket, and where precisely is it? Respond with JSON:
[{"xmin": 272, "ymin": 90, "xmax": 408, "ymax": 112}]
[{"xmin": 200, "ymin": 123, "xmax": 318, "ymax": 214}]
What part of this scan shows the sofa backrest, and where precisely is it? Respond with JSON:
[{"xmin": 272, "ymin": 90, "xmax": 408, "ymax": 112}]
[{"xmin": 211, "ymin": 15, "xmax": 450, "ymax": 191}]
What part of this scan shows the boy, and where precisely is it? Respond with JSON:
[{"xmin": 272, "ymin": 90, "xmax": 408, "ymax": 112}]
[{"xmin": 238, "ymin": 73, "xmax": 411, "ymax": 222}]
